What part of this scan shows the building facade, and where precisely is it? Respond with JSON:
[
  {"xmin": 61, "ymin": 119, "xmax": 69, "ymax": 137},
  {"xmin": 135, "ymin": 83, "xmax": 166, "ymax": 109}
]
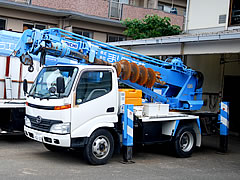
[
  {"xmin": 0, "ymin": 0, "xmax": 185, "ymax": 42},
  {"xmin": 186, "ymin": 0, "xmax": 240, "ymax": 33}
]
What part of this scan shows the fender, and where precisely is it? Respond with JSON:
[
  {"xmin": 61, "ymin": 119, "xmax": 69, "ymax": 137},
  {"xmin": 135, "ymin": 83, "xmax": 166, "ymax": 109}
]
[
  {"xmin": 162, "ymin": 118, "xmax": 201, "ymax": 147},
  {"xmin": 87, "ymin": 122, "xmax": 115, "ymax": 137},
  {"xmin": 174, "ymin": 119, "xmax": 201, "ymax": 147}
]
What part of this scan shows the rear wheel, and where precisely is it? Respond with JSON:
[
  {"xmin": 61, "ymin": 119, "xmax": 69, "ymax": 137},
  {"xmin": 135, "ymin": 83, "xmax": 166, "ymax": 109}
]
[
  {"xmin": 84, "ymin": 129, "xmax": 114, "ymax": 165},
  {"xmin": 173, "ymin": 126, "xmax": 196, "ymax": 158}
]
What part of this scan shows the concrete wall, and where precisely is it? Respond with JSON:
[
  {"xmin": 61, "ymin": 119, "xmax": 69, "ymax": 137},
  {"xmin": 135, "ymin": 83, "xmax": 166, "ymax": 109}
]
[
  {"xmin": 186, "ymin": 53, "xmax": 240, "ymax": 111},
  {"xmin": 0, "ymin": 8, "xmax": 58, "ymax": 25},
  {"xmin": 187, "ymin": 54, "xmax": 240, "ymax": 92},
  {"xmin": 0, "ymin": 7, "xmax": 58, "ymax": 31},
  {"xmin": 93, "ymin": 32, "xmax": 107, "ymax": 42},
  {"xmin": 6, "ymin": 18, "xmax": 23, "ymax": 32},
  {"xmin": 187, "ymin": 55, "xmax": 222, "ymax": 93},
  {"xmin": 70, "ymin": 20, "xmax": 124, "ymax": 35},
  {"xmin": 187, "ymin": 0, "xmax": 230, "ymax": 33}
]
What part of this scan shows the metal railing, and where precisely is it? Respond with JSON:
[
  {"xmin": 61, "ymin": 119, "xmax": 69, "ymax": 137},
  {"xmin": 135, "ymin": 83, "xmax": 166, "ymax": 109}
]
[{"xmin": 13, "ymin": 0, "xmax": 32, "ymax": 4}]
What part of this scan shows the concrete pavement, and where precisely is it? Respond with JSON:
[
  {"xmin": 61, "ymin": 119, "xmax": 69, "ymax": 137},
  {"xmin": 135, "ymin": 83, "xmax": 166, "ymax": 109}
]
[{"xmin": 0, "ymin": 135, "xmax": 239, "ymax": 180}]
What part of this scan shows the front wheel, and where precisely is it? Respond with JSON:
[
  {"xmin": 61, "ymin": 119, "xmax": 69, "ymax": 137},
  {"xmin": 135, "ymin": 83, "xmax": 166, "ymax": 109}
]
[
  {"xmin": 84, "ymin": 129, "xmax": 114, "ymax": 165},
  {"xmin": 173, "ymin": 126, "xmax": 196, "ymax": 158}
]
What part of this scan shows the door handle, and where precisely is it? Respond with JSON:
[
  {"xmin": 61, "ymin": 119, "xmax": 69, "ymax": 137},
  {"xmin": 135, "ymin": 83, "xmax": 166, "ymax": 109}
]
[{"xmin": 107, "ymin": 107, "xmax": 114, "ymax": 112}]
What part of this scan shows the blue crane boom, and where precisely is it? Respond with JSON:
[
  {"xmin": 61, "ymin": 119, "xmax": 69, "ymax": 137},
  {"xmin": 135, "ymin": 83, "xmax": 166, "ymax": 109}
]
[{"xmin": 13, "ymin": 28, "xmax": 203, "ymax": 110}]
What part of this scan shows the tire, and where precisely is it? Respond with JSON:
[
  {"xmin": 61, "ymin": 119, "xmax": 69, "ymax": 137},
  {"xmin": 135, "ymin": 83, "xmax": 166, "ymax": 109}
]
[
  {"xmin": 173, "ymin": 126, "xmax": 196, "ymax": 158},
  {"xmin": 43, "ymin": 143, "xmax": 62, "ymax": 152},
  {"xmin": 84, "ymin": 129, "xmax": 114, "ymax": 165}
]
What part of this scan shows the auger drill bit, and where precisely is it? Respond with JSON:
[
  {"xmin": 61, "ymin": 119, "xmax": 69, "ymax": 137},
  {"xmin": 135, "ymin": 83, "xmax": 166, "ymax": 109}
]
[{"xmin": 88, "ymin": 57, "xmax": 165, "ymax": 88}]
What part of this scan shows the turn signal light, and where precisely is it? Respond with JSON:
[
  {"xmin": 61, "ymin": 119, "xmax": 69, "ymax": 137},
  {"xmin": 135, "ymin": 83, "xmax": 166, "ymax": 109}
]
[
  {"xmin": 26, "ymin": 102, "xmax": 29, "ymax": 106},
  {"xmin": 54, "ymin": 104, "xmax": 71, "ymax": 110}
]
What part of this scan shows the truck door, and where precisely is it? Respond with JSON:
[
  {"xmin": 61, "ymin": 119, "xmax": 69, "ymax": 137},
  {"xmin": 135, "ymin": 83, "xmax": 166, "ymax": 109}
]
[{"xmin": 71, "ymin": 69, "xmax": 118, "ymax": 138}]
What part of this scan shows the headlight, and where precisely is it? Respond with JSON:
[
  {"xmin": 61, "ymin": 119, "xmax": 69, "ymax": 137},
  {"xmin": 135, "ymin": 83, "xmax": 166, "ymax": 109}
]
[
  {"xmin": 50, "ymin": 122, "xmax": 70, "ymax": 134},
  {"xmin": 25, "ymin": 116, "xmax": 31, "ymax": 127}
]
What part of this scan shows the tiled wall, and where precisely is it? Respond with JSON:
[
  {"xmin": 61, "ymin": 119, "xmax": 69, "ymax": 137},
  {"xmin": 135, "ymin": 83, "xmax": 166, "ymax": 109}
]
[{"xmin": 32, "ymin": 0, "xmax": 109, "ymax": 18}]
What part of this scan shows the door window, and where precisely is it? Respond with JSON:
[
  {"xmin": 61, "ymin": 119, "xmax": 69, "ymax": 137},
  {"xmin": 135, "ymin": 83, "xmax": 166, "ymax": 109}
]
[{"xmin": 76, "ymin": 71, "xmax": 112, "ymax": 104}]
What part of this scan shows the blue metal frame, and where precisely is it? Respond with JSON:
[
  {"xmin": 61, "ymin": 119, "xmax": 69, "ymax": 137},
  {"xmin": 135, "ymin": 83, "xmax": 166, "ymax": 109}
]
[
  {"xmin": 13, "ymin": 28, "xmax": 203, "ymax": 110},
  {"xmin": 173, "ymin": 120, "xmax": 180, "ymax": 136}
]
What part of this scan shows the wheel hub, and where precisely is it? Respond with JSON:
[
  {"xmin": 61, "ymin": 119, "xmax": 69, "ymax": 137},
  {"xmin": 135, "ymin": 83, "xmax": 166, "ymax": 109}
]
[
  {"xmin": 92, "ymin": 135, "xmax": 110, "ymax": 159},
  {"xmin": 179, "ymin": 131, "xmax": 194, "ymax": 152}
]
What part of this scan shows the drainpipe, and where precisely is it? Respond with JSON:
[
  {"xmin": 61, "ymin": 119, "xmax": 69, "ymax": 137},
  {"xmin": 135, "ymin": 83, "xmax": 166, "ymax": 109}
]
[
  {"xmin": 184, "ymin": 0, "xmax": 190, "ymax": 33},
  {"xmin": 225, "ymin": 0, "xmax": 231, "ymax": 30}
]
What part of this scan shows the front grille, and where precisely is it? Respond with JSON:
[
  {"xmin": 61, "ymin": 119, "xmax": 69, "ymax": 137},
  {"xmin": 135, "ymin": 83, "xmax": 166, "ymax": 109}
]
[{"xmin": 26, "ymin": 114, "xmax": 63, "ymax": 132}]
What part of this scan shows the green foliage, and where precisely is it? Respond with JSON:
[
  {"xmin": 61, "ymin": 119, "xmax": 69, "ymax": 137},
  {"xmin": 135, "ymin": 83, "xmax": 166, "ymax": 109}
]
[{"xmin": 121, "ymin": 15, "xmax": 182, "ymax": 40}]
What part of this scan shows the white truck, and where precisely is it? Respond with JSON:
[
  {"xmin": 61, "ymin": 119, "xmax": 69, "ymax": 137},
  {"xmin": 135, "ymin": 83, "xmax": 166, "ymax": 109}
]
[
  {"xmin": 13, "ymin": 28, "xmax": 226, "ymax": 165},
  {"xmin": 23, "ymin": 64, "xmax": 201, "ymax": 165}
]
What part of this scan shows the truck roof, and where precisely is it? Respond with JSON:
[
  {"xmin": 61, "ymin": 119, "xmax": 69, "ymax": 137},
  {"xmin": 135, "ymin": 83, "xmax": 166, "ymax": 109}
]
[{"xmin": 47, "ymin": 64, "xmax": 116, "ymax": 70}]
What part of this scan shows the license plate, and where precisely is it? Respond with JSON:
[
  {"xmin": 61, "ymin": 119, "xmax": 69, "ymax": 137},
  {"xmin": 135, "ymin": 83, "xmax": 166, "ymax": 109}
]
[{"xmin": 34, "ymin": 133, "xmax": 43, "ymax": 142}]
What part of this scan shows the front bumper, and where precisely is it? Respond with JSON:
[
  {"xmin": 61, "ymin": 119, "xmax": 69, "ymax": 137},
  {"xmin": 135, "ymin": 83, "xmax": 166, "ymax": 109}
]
[{"xmin": 24, "ymin": 126, "xmax": 71, "ymax": 147}]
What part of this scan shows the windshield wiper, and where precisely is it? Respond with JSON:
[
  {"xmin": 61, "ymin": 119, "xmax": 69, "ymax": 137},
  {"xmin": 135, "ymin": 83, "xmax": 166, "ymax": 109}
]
[
  {"xmin": 29, "ymin": 92, "xmax": 44, "ymax": 99},
  {"xmin": 39, "ymin": 93, "xmax": 58, "ymax": 100}
]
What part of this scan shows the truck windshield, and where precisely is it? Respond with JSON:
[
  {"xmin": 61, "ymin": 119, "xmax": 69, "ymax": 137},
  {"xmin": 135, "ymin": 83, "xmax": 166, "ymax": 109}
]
[{"xmin": 29, "ymin": 66, "xmax": 78, "ymax": 99}]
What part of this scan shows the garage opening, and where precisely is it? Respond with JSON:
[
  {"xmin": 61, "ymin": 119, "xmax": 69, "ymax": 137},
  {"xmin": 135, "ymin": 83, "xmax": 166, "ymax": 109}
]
[{"xmin": 223, "ymin": 76, "xmax": 240, "ymax": 135}]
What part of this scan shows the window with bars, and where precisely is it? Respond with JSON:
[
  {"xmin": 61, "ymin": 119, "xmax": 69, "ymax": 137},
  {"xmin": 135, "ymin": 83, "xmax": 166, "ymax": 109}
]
[
  {"xmin": 23, "ymin": 23, "xmax": 47, "ymax": 31},
  {"xmin": 107, "ymin": 34, "xmax": 125, "ymax": 42},
  {"xmin": 158, "ymin": 2, "xmax": 172, "ymax": 13},
  {"xmin": 72, "ymin": 28, "xmax": 93, "ymax": 38}
]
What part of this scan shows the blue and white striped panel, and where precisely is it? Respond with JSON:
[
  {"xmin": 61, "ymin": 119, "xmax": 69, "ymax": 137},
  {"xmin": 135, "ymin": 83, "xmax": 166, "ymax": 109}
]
[
  {"xmin": 127, "ymin": 108, "xmax": 134, "ymax": 138},
  {"xmin": 122, "ymin": 104, "xmax": 134, "ymax": 146},
  {"xmin": 219, "ymin": 102, "xmax": 229, "ymax": 136}
]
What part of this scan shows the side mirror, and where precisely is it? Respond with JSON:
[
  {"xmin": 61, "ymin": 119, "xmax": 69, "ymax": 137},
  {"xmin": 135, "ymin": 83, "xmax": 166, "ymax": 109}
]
[
  {"xmin": 23, "ymin": 79, "xmax": 28, "ymax": 94},
  {"xmin": 56, "ymin": 77, "xmax": 65, "ymax": 94}
]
